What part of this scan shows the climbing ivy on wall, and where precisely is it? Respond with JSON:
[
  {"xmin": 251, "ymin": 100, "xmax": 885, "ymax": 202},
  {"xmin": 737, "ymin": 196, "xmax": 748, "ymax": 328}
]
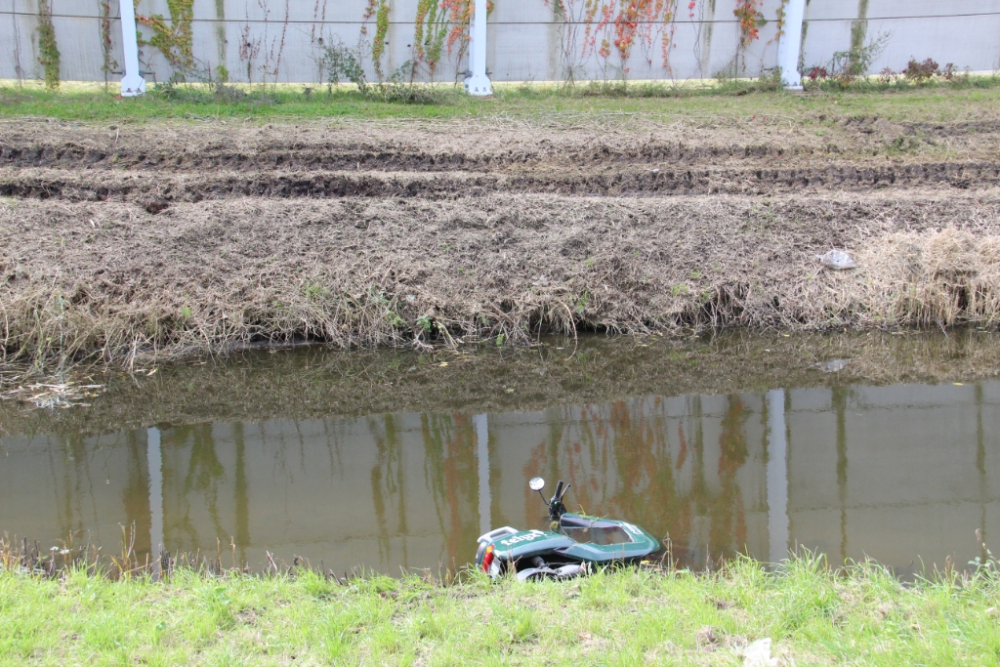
[
  {"xmin": 849, "ymin": 0, "xmax": 869, "ymax": 75},
  {"xmin": 547, "ymin": 0, "xmax": 679, "ymax": 78},
  {"xmin": 99, "ymin": 0, "xmax": 120, "ymax": 86},
  {"xmin": 357, "ymin": 0, "xmax": 492, "ymax": 82},
  {"xmin": 774, "ymin": 0, "xmax": 789, "ymax": 37},
  {"xmin": 37, "ymin": 0, "xmax": 61, "ymax": 89},
  {"xmin": 135, "ymin": 0, "xmax": 195, "ymax": 73},
  {"xmin": 364, "ymin": 0, "xmax": 391, "ymax": 77},
  {"xmin": 732, "ymin": 0, "xmax": 764, "ymax": 70},
  {"xmin": 733, "ymin": 0, "xmax": 764, "ymax": 49},
  {"xmin": 413, "ymin": 0, "xmax": 448, "ymax": 76},
  {"xmin": 601, "ymin": 0, "xmax": 680, "ymax": 74},
  {"xmin": 430, "ymin": 0, "xmax": 495, "ymax": 82},
  {"xmin": 440, "ymin": 0, "xmax": 495, "ymax": 54}
]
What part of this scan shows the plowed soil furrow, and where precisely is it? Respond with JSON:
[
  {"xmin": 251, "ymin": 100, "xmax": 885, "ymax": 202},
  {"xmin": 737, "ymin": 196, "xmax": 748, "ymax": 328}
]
[
  {"xmin": 2, "ymin": 117, "xmax": 999, "ymax": 176},
  {"xmin": 0, "ymin": 140, "xmax": 917, "ymax": 170},
  {"xmin": 3, "ymin": 162, "xmax": 997, "ymax": 203},
  {"xmin": 0, "ymin": 141, "xmax": 996, "ymax": 173}
]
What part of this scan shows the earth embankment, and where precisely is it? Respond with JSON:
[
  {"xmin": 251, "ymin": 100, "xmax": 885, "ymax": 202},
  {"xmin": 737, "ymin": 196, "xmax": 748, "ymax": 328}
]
[{"xmin": 2, "ymin": 109, "xmax": 1000, "ymax": 364}]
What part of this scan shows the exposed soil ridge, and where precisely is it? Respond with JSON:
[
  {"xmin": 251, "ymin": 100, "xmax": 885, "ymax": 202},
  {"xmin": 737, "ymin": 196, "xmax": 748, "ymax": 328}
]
[
  {"xmin": 2, "ymin": 161, "xmax": 997, "ymax": 203},
  {"xmin": 3, "ymin": 116, "xmax": 1000, "ymax": 172}
]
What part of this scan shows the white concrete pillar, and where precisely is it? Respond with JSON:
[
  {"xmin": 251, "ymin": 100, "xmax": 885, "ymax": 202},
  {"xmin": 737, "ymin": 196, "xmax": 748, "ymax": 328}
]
[
  {"xmin": 777, "ymin": 0, "xmax": 805, "ymax": 90},
  {"xmin": 465, "ymin": 0, "xmax": 492, "ymax": 96},
  {"xmin": 120, "ymin": 0, "xmax": 146, "ymax": 95}
]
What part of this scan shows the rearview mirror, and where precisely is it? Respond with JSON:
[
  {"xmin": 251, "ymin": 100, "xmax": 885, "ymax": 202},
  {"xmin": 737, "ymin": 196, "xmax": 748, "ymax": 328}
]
[{"xmin": 529, "ymin": 477, "xmax": 545, "ymax": 491}]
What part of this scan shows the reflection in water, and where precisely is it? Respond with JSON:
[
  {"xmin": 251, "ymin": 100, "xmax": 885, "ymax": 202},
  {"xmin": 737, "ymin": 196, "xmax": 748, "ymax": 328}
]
[
  {"xmin": 147, "ymin": 427, "xmax": 162, "ymax": 558},
  {"xmin": 977, "ymin": 384, "xmax": 989, "ymax": 565},
  {"xmin": 2, "ymin": 381, "xmax": 1000, "ymax": 574},
  {"xmin": 475, "ymin": 414, "xmax": 490, "ymax": 536},
  {"xmin": 834, "ymin": 385, "xmax": 849, "ymax": 562},
  {"xmin": 767, "ymin": 390, "xmax": 788, "ymax": 564}
]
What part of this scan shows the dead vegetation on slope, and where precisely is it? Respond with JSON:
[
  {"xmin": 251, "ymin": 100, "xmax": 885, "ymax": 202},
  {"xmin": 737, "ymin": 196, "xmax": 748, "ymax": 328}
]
[
  {"xmin": 1, "ymin": 108, "xmax": 999, "ymax": 367},
  {"xmin": 3, "ymin": 191, "xmax": 1000, "ymax": 366}
]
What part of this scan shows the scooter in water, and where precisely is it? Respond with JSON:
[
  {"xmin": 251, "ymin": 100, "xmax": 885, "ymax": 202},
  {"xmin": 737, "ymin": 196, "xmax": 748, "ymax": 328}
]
[{"xmin": 474, "ymin": 476, "xmax": 662, "ymax": 581}]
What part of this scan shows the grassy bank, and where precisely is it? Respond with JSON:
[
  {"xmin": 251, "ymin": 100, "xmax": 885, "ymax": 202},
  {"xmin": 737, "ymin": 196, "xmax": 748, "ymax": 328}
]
[
  {"xmin": 2, "ymin": 555, "xmax": 999, "ymax": 666},
  {"xmin": 2, "ymin": 76, "xmax": 999, "ymax": 123}
]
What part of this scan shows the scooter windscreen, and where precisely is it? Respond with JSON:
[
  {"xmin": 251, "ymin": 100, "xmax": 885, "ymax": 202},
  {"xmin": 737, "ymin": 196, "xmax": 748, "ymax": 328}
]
[{"xmin": 559, "ymin": 515, "xmax": 635, "ymax": 546}]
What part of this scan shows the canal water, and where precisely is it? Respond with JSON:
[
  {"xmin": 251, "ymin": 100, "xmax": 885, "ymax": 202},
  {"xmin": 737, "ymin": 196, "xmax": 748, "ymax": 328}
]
[{"xmin": 1, "ymin": 332, "xmax": 999, "ymax": 576}]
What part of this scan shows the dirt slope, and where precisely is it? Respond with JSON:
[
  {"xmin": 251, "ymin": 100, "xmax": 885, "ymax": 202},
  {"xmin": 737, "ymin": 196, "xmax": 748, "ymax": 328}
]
[{"xmin": 1, "ymin": 110, "xmax": 1000, "ymax": 364}]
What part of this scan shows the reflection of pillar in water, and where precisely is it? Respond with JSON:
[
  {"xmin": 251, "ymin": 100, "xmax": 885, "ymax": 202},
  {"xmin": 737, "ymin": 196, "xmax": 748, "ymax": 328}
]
[
  {"xmin": 832, "ymin": 386, "xmax": 848, "ymax": 561},
  {"xmin": 233, "ymin": 422, "xmax": 250, "ymax": 567},
  {"xmin": 147, "ymin": 427, "xmax": 163, "ymax": 556},
  {"xmin": 475, "ymin": 414, "xmax": 490, "ymax": 535},
  {"xmin": 976, "ymin": 383, "xmax": 987, "ymax": 555},
  {"xmin": 767, "ymin": 389, "xmax": 789, "ymax": 563}
]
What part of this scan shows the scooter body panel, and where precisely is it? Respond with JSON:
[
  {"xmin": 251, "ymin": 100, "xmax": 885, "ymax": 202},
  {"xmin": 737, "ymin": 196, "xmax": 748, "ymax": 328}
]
[
  {"xmin": 475, "ymin": 513, "xmax": 661, "ymax": 578},
  {"xmin": 492, "ymin": 529, "xmax": 576, "ymax": 562}
]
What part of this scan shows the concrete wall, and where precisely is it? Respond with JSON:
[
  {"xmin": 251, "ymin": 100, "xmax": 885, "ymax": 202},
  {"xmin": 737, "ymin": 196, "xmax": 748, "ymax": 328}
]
[{"xmin": 2, "ymin": 1, "xmax": 998, "ymax": 84}]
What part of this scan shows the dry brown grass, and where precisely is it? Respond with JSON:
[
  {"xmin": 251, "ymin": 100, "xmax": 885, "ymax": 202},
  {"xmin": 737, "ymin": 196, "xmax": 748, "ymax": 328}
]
[
  {"xmin": 860, "ymin": 227, "xmax": 1000, "ymax": 327},
  {"xmin": 777, "ymin": 225, "xmax": 1000, "ymax": 330},
  {"xmin": 3, "ymin": 192, "xmax": 1000, "ymax": 367}
]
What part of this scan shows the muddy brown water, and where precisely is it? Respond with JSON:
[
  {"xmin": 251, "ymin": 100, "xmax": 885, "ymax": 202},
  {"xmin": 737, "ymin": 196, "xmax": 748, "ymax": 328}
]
[{"xmin": 2, "ymin": 332, "xmax": 1000, "ymax": 577}]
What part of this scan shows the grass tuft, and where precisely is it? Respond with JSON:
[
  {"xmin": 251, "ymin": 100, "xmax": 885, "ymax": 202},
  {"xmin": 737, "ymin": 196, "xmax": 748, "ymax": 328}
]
[{"xmin": 2, "ymin": 548, "xmax": 999, "ymax": 666}]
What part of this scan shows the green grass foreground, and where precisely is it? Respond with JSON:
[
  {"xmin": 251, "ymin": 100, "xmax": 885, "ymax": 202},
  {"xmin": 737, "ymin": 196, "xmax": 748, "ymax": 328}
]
[
  {"xmin": 2, "ymin": 557, "xmax": 999, "ymax": 666},
  {"xmin": 2, "ymin": 76, "xmax": 999, "ymax": 123}
]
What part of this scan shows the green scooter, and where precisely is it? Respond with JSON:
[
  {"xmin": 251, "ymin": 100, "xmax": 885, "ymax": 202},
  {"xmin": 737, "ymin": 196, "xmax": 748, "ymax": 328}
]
[{"xmin": 474, "ymin": 476, "xmax": 662, "ymax": 581}]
